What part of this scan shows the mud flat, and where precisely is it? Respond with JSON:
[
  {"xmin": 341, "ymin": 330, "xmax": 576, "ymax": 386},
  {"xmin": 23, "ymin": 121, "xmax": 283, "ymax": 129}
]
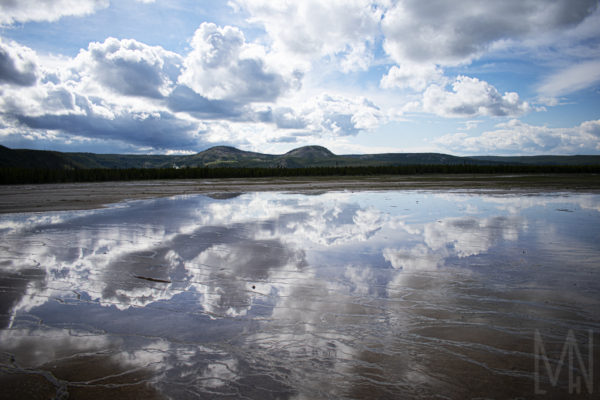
[{"xmin": 2, "ymin": 173, "xmax": 599, "ymax": 213}]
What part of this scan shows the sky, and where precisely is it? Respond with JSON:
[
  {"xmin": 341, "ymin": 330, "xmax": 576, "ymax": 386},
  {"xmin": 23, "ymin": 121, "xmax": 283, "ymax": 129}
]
[{"xmin": 0, "ymin": 0, "xmax": 599, "ymax": 156}]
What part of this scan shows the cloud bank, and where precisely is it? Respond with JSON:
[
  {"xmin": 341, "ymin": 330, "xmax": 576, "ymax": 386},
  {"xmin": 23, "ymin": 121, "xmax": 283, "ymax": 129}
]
[
  {"xmin": 0, "ymin": 0, "xmax": 598, "ymax": 154},
  {"xmin": 436, "ymin": 119, "xmax": 600, "ymax": 155},
  {"xmin": 0, "ymin": 28, "xmax": 384, "ymax": 152}
]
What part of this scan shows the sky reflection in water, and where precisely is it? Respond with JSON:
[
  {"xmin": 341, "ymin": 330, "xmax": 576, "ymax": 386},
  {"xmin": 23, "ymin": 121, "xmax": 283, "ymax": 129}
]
[{"xmin": 1, "ymin": 191, "xmax": 599, "ymax": 399}]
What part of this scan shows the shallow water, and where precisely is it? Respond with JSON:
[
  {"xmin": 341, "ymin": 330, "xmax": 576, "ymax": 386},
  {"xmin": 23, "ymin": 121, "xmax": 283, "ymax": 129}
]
[{"xmin": 0, "ymin": 190, "xmax": 599, "ymax": 399}]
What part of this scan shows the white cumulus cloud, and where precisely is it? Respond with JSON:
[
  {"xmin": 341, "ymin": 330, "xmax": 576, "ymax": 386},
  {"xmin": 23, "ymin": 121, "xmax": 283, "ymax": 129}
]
[
  {"xmin": 422, "ymin": 76, "xmax": 530, "ymax": 118},
  {"xmin": 179, "ymin": 22, "xmax": 296, "ymax": 102},
  {"xmin": 436, "ymin": 119, "xmax": 600, "ymax": 155},
  {"xmin": 380, "ymin": 63, "xmax": 446, "ymax": 92},
  {"xmin": 231, "ymin": 0, "xmax": 383, "ymax": 72},
  {"xmin": 0, "ymin": 37, "xmax": 39, "ymax": 86},
  {"xmin": 75, "ymin": 37, "xmax": 182, "ymax": 99},
  {"xmin": 0, "ymin": 0, "xmax": 109, "ymax": 26},
  {"xmin": 271, "ymin": 93, "xmax": 385, "ymax": 136}
]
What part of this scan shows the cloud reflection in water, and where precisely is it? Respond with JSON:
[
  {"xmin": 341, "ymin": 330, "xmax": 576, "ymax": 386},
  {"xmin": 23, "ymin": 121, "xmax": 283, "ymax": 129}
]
[{"xmin": 0, "ymin": 191, "xmax": 599, "ymax": 398}]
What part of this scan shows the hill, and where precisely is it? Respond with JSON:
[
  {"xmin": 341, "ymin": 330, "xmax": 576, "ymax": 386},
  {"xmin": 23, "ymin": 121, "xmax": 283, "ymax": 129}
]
[
  {"xmin": 2, "ymin": 144, "xmax": 600, "ymax": 170},
  {"xmin": 0, "ymin": 145, "xmax": 79, "ymax": 169},
  {"xmin": 180, "ymin": 146, "xmax": 275, "ymax": 168},
  {"xmin": 0, "ymin": 145, "xmax": 175, "ymax": 169}
]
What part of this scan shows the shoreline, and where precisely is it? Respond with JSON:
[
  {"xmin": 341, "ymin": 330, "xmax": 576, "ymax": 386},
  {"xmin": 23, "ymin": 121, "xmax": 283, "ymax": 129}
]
[{"xmin": 1, "ymin": 174, "xmax": 599, "ymax": 214}]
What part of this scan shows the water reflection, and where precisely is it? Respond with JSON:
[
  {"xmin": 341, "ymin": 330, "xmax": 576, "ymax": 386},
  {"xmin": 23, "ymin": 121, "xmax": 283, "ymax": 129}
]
[{"xmin": 1, "ymin": 191, "xmax": 599, "ymax": 398}]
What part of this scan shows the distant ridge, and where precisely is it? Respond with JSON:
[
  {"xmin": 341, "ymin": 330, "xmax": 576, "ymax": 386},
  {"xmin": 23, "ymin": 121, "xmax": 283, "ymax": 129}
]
[
  {"xmin": 1, "ymin": 144, "xmax": 600, "ymax": 170},
  {"xmin": 471, "ymin": 155, "xmax": 600, "ymax": 166}
]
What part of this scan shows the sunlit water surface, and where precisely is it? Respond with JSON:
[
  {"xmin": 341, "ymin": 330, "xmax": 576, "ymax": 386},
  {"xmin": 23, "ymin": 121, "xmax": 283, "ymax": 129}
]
[{"xmin": 1, "ymin": 191, "xmax": 599, "ymax": 399}]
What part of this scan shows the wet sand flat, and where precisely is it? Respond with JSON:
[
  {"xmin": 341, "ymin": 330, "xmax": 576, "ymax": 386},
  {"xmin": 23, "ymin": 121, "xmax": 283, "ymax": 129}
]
[
  {"xmin": 2, "ymin": 173, "xmax": 599, "ymax": 213},
  {"xmin": 1, "ymin": 189, "xmax": 599, "ymax": 399}
]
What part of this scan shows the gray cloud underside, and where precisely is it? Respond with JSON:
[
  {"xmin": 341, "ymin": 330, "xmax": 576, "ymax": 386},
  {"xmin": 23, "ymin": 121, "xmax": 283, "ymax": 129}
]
[
  {"xmin": 382, "ymin": 0, "xmax": 598, "ymax": 65},
  {"xmin": 15, "ymin": 111, "xmax": 199, "ymax": 149},
  {"xmin": 82, "ymin": 37, "xmax": 182, "ymax": 99},
  {"xmin": 92, "ymin": 57, "xmax": 170, "ymax": 99},
  {"xmin": 0, "ymin": 40, "xmax": 37, "ymax": 86},
  {"xmin": 166, "ymin": 85, "xmax": 246, "ymax": 120}
]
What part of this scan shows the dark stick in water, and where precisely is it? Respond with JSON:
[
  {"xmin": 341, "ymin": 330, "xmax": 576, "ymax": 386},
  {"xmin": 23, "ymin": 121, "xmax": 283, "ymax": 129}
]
[{"xmin": 134, "ymin": 275, "xmax": 171, "ymax": 284}]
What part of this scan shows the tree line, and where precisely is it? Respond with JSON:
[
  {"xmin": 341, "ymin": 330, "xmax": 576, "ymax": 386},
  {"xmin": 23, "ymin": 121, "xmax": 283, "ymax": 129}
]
[{"xmin": 1, "ymin": 164, "xmax": 599, "ymax": 184}]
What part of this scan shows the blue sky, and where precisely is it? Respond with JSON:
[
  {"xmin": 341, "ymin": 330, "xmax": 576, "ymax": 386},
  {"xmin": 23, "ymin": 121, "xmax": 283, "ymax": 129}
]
[{"xmin": 1, "ymin": 0, "xmax": 599, "ymax": 155}]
